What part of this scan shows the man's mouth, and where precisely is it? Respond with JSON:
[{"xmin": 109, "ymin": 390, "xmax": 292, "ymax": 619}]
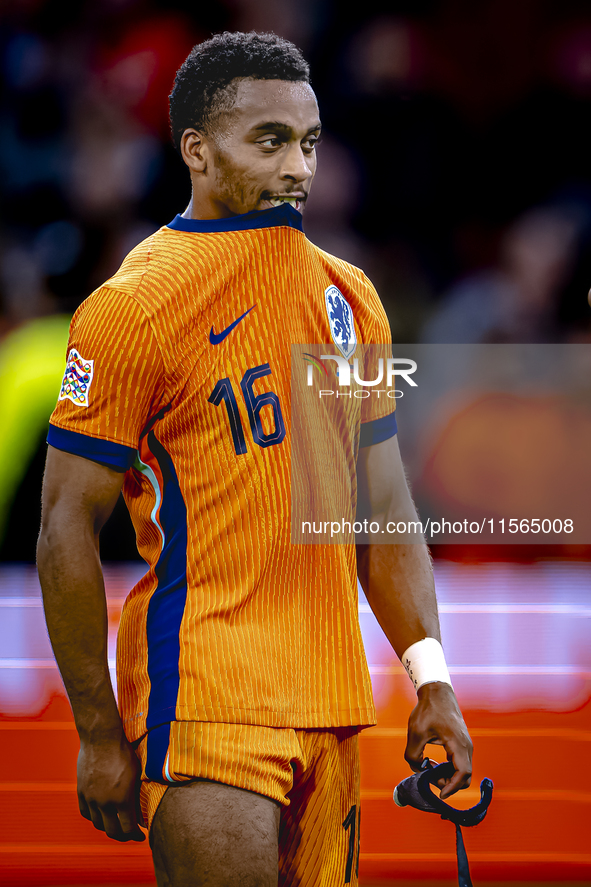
[{"xmin": 263, "ymin": 195, "xmax": 305, "ymax": 212}]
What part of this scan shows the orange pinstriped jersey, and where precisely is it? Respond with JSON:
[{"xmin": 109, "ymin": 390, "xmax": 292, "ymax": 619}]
[{"xmin": 48, "ymin": 205, "xmax": 397, "ymax": 757}]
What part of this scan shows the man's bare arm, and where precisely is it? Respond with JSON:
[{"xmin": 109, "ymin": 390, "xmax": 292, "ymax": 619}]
[
  {"xmin": 37, "ymin": 445, "xmax": 145, "ymax": 841},
  {"xmin": 356, "ymin": 434, "xmax": 472, "ymax": 799}
]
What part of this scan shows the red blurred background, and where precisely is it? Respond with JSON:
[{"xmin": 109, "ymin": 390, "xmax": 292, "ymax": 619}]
[{"xmin": 1, "ymin": 561, "xmax": 589, "ymax": 885}]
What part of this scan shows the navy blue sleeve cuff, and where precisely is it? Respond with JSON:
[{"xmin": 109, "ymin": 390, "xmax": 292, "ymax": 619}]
[
  {"xmin": 359, "ymin": 411, "xmax": 398, "ymax": 448},
  {"xmin": 47, "ymin": 425, "xmax": 137, "ymax": 472}
]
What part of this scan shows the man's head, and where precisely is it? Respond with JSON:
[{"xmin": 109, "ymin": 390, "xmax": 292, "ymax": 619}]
[{"xmin": 169, "ymin": 32, "xmax": 321, "ymax": 219}]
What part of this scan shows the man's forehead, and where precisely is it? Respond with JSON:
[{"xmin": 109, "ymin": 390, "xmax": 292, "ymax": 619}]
[{"xmin": 230, "ymin": 78, "xmax": 320, "ymax": 125}]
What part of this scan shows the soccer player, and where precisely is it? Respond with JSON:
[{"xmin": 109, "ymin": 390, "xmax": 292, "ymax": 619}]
[{"xmin": 37, "ymin": 32, "xmax": 472, "ymax": 887}]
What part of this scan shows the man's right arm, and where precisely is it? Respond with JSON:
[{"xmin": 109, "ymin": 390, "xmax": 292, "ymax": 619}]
[{"xmin": 37, "ymin": 445, "xmax": 145, "ymax": 842}]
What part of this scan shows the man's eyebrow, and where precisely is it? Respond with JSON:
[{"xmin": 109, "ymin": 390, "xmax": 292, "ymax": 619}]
[{"xmin": 250, "ymin": 121, "xmax": 322, "ymax": 135}]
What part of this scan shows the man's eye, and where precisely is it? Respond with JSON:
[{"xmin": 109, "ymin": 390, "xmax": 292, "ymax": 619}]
[
  {"xmin": 302, "ymin": 137, "xmax": 319, "ymax": 152},
  {"xmin": 258, "ymin": 137, "xmax": 282, "ymax": 148}
]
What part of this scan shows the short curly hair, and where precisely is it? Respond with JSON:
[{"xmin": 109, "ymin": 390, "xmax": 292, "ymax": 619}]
[{"xmin": 169, "ymin": 31, "xmax": 311, "ymax": 153}]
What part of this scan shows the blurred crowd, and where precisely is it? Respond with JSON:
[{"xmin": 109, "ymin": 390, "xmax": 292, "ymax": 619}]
[{"xmin": 2, "ymin": 0, "xmax": 591, "ymax": 558}]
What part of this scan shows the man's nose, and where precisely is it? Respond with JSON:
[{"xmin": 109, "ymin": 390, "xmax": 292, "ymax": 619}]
[{"xmin": 280, "ymin": 144, "xmax": 313, "ymax": 183}]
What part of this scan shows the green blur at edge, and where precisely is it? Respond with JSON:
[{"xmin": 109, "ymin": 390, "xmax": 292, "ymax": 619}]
[{"xmin": 0, "ymin": 314, "xmax": 71, "ymax": 545}]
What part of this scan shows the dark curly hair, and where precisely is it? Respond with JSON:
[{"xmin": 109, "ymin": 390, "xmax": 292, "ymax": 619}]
[{"xmin": 169, "ymin": 31, "xmax": 311, "ymax": 153}]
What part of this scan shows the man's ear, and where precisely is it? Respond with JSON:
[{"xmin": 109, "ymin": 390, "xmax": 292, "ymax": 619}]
[{"xmin": 180, "ymin": 128, "xmax": 210, "ymax": 174}]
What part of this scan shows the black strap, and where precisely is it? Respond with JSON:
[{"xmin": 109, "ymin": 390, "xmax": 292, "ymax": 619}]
[
  {"xmin": 417, "ymin": 762, "xmax": 493, "ymax": 827},
  {"xmin": 456, "ymin": 823, "xmax": 472, "ymax": 887}
]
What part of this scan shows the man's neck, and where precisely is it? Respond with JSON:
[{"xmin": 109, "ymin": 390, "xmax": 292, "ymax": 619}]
[{"xmin": 181, "ymin": 191, "xmax": 237, "ymax": 221}]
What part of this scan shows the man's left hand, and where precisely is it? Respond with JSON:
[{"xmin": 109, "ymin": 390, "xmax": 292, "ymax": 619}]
[{"xmin": 404, "ymin": 682, "xmax": 473, "ymax": 799}]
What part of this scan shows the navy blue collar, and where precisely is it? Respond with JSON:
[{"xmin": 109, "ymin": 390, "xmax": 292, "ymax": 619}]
[{"xmin": 167, "ymin": 203, "xmax": 304, "ymax": 234}]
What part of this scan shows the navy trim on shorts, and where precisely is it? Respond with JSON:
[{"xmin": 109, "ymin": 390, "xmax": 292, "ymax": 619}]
[{"xmin": 145, "ymin": 722, "xmax": 172, "ymax": 782}]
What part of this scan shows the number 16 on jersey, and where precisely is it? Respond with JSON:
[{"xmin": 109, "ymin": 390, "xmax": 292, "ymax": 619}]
[{"xmin": 208, "ymin": 362, "xmax": 286, "ymax": 455}]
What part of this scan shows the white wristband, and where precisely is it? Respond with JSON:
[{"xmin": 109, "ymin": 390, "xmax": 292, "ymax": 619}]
[{"xmin": 401, "ymin": 637, "xmax": 453, "ymax": 692}]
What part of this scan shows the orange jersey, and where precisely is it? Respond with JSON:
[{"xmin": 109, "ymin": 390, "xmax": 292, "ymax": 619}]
[{"xmin": 48, "ymin": 205, "xmax": 396, "ymax": 746}]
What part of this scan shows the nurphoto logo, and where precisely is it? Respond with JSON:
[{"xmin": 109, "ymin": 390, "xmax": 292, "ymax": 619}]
[{"xmin": 302, "ymin": 352, "xmax": 418, "ymax": 399}]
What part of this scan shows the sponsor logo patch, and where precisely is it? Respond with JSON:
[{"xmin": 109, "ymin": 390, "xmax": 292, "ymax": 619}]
[
  {"xmin": 324, "ymin": 285, "xmax": 356, "ymax": 359},
  {"xmin": 59, "ymin": 349, "xmax": 94, "ymax": 407}
]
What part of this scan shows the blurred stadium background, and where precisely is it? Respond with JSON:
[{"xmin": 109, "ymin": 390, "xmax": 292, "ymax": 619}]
[{"xmin": 1, "ymin": 0, "xmax": 590, "ymax": 885}]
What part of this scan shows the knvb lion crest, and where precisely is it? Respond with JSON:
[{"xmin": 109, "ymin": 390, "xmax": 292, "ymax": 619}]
[
  {"xmin": 58, "ymin": 349, "xmax": 94, "ymax": 407},
  {"xmin": 324, "ymin": 285, "xmax": 356, "ymax": 359}
]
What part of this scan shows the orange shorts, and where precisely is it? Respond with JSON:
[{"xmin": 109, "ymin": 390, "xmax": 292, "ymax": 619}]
[{"xmin": 136, "ymin": 721, "xmax": 361, "ymax": 886}]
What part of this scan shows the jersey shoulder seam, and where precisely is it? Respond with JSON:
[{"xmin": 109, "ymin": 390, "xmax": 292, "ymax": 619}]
[{"xmin": 88, "ymin": 279, "xmax": 169, "ymax": 384}]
